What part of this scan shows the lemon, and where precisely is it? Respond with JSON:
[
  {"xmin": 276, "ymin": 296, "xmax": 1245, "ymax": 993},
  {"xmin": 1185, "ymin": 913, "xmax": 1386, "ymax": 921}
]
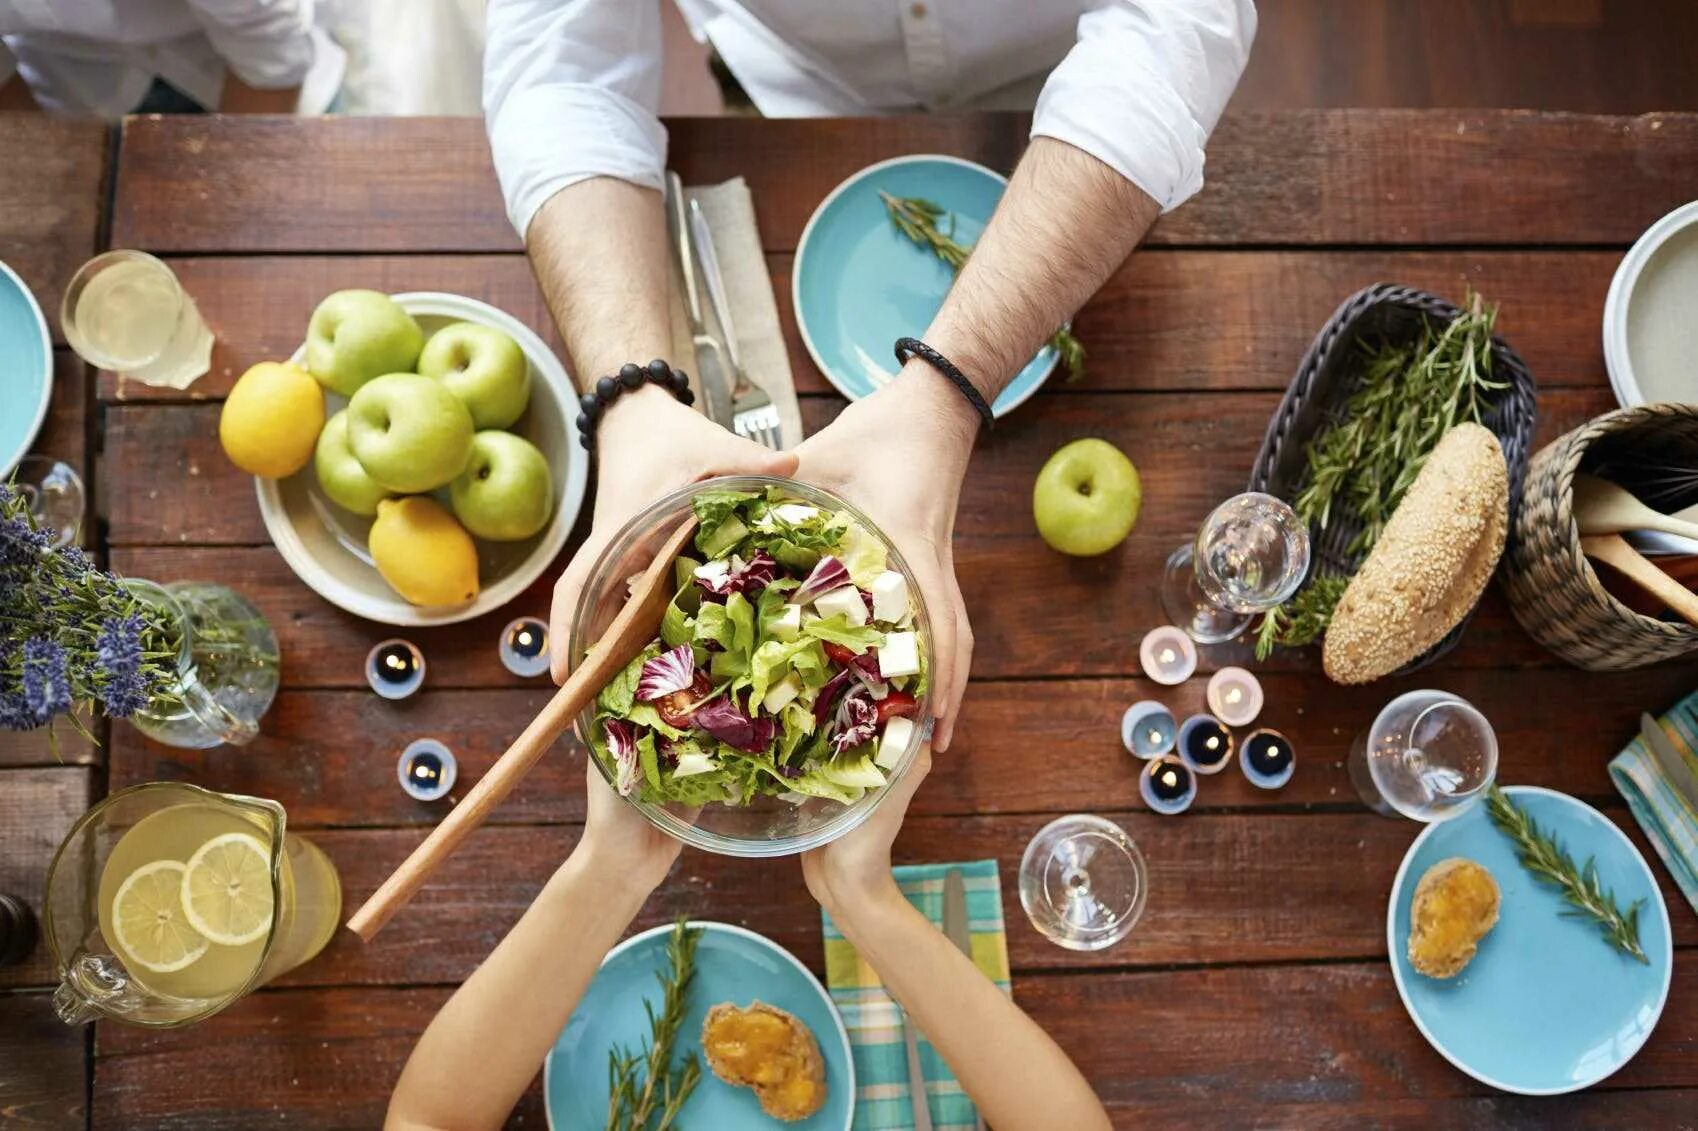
[
  {"xmin": 369, "ymin": 496, "xmax": 480, "ymax": 607},
  {"xmin": 181, "ymin": 832, "xmax": 275, "ymax": 946},
  {"xmin": 219, "ymin": 361, "xmax": 326, "ymax": 478},
  {"xmin": 111, "ymin": 860, "xmax": 208, "ymax": 974}
]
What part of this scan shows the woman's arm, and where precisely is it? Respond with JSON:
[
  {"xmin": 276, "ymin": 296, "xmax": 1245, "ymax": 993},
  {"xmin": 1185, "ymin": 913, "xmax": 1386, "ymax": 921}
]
[
  {"xmin": 386, "ymin": 764, "xmax": 683, "ymax": 1130},
  {"xmin": 802, "ymin": 751, "xmax": 1110, "ymax": 1131}
]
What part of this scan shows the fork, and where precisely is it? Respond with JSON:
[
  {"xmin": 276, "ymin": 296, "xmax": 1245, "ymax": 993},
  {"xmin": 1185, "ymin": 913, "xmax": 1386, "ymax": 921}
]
[{"xmin": 687, "ymin": 198, "xmax": 783, "ymax": 450}]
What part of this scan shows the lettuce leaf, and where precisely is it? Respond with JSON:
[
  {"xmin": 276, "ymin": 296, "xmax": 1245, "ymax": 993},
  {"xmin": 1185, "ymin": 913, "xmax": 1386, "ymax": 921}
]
[
  {"xmin": 625, "ymin": 703, "xmax": 687, "ymax": 739},
  {"xmin": 636, "ymin": 731, "xmax": 663, "ymax": 793},
  {"xmin": 747, "ymin": 637, "xmax": 829, "ymax": 713},
  {"xmin": 804, "ymin": 614, "xmax": 885, "ymax": 653},
  {"xmin": 699, "ymin": 592, "xmax": 756, "ymax": 679},
  {"xmin": 597, "ymin": 644, "xmax": 657, "ymax": 716},
  {"xmin": 837, "ymin": 519, "xmax": 889, "ymax": 588}
]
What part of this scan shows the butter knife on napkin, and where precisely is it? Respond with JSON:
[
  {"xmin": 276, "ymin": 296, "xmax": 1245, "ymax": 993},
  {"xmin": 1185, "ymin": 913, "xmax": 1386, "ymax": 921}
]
[
  {"xmin": 665, "ymin": 170, "xmax": 734, "ymax": 427},
  {"xmin": 1640, "ymin": 713, "xmax": 1698, "ymax": 809}
]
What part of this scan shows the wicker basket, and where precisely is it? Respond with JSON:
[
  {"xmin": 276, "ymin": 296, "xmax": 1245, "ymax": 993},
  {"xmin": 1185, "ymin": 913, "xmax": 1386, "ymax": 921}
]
[
  {"xmin": 1248, "ymin": 283, "xmax": 1538, "ymax": 671},
  {"xmin": 1502, "ymin": 402, "xmax": 1698, "ymax": 670}
]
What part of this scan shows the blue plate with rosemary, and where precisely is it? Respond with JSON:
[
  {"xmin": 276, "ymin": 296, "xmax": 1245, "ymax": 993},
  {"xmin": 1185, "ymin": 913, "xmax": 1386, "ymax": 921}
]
[
  {"xmin": 0, "ymin": 258, "xmax": 53, "ymax": 477},
  {"xmin": 544, "ymin": 921, "xmax": 853, "ymax": 1130},
  {"xmin": 1387, "ymin": 785, "xmax": 1672, "ymax": 1094},
  {"xmin": 792, "ymin": 154, "xmax": 1058, "ymax": 417}
]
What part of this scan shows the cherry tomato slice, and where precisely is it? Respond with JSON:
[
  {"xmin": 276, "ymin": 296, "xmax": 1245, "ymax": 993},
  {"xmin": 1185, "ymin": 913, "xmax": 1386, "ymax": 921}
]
[
  {"xmin": 656, "ymin": 671, "xmax": 713, "ymax": 729},
  {"xmin": 875, "ymin": 689, "xmax": 918, "ymax": 723},
  {"xmin": 822, "ymin": 642, "xmax": 858, "ymax": 667}
]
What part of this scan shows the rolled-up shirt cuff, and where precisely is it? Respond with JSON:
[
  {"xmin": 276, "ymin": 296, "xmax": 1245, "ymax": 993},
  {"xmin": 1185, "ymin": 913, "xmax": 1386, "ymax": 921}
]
[
  {"xmin": 1030, "ymin": 59, "xmax": 1208, "ymax": 212},
  {"xmin": 489, "ymin": 82, "xmax": 667, "ymax": 241},
  {"xmin": 213, "ymin": 30, "xmax": 313, "ymax": 90}
]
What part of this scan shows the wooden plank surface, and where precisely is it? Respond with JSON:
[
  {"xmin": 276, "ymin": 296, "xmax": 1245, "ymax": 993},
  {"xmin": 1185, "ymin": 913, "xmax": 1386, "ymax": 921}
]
[
  {"xmin": 0, "ymin": 768, "xmax": 94, "ymax": 989},
  {"xmin": 0, "ymin": 992, "xmax": 88, "ymax": 1129},
  {"xmin": 0, "ymin": 116, "xmax": 106, "ymax": 340},
  {"xmin": 93, "ymin": 963, "xmax": 1698, "ymax": 1129},
  {"xmin": 95, "ymin": 248, "xmax": 1620, "ymax": 404},
  {"xmin": 111, "ymin": 112, "xmax": 1698, "ymax": 254}
]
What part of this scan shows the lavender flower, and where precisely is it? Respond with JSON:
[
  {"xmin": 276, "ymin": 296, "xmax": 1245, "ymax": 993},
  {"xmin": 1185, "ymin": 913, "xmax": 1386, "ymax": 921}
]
[
  {"xmin": 95, "ymin": 615, "xmax": 150, "ymax": 718},
  {"xmin": 0, "ymin": 691, "xmax": 41, "ymax": 731},
  {"xmin": 21, "ymin": 637, "xmax": 70, "ymax": 722}
]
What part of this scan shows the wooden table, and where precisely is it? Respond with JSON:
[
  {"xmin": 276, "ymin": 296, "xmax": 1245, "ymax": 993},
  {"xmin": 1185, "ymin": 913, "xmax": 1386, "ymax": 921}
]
[{"xmin": 4, "ymin": 109, "xmax": 1697, "ymax": 1128}]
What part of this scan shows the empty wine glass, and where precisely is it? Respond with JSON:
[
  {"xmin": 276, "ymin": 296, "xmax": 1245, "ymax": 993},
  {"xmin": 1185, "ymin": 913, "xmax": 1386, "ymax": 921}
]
[
  {"xmin": 1160, "ymin": 492, "xmax": 1311, "ymax": 642},
  {"xmin": 7, "ymin": 456, "xmax": 85, "ymax": 549},
  {"xmin": 1347, "ymin": 690, "xmax": 1498, "ymax": 822},
  {"xmin": 1019, "ymin": 814, "xmax": 1147, "ymax": 951}
]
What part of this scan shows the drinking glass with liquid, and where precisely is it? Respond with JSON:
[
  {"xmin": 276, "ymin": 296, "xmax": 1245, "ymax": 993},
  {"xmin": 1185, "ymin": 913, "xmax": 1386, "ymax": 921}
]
[{"xmin": 61, "ymin": 250, "xmax": 212, "ymax": 389}]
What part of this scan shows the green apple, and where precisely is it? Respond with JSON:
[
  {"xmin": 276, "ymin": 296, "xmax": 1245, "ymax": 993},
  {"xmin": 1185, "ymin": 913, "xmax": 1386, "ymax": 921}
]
[
  {"xmin": 346, "ymin": 373, "xmax": 475, "ymax": 493},
  {"xmin": 314, "ymin": 409, "xmax": 392, "ymax": 515},
  {"xmin": 450, "ymin": 430, "xmax": 554, "ymax": 541},
  {"xmin": 419, "ymin": 322, "xmax": 532, "ymax": 430},
  {"xmin": 1033, "ymin": 438, "xmax": 1141, "ymax": 556},
  {"xmin": 304, "ymin": 290, "xmax": 424, "ymax": 397}
]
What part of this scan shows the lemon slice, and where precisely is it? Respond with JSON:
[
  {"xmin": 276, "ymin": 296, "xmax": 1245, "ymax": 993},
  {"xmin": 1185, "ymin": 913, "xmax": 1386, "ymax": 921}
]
[
  {"xmin": 181, "ymin": 832, "xmax": 275, "ymax": 946},
  {"xmin": 111, "ymin": 861, "xmax": 209, "ymax": 974}
]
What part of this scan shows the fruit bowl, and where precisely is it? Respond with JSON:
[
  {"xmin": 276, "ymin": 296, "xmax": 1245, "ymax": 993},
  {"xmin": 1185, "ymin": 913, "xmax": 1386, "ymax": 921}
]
[
  {"xmin": 255, "ymin": 292, "xmax": 587, "ymax": 627},
  {"xmin": 568, "ymin": 476, "xmax": 934, "ymax": 857}
]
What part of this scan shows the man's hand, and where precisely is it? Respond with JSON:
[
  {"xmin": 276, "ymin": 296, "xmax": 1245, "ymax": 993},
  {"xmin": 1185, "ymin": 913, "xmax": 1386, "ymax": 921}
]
[
  {"xmin": 792, "ymin": 377, "xmax": 977, "ymax": 750},
  {"xmin": 548, "ymin": 386, "xmax": 797, "ymax": 682}
]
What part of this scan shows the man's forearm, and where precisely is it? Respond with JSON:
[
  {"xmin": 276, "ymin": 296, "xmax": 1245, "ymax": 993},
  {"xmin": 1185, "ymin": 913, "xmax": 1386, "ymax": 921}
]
[
  {"xmin": 919, "ymin": 136, "xmax": 1160, "ymax": 416},
  {"xmin": 526, "ymin": 177, "xmax": 675, "ymax": 397}
]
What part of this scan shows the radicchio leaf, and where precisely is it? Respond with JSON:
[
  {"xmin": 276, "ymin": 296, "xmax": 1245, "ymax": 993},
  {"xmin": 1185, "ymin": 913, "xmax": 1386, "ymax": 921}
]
[
  {"xmin": 604, "ymin": 719, "xmax": 642, "ymax": 797},
  {"xmin": 793, "ymin": 555, "xmax": 850, "ymax": 605},
  {"xmin": 848, "ymin": 651, "xmax": 888, "ymax": 699},
  {"xmin": 695, "ymin": 550, "xmax": 780, "ymax": 596},
  {"xmin": 694, "ymin": 695, "xmax": 778, "ymax": 753},
  {"xmin": 635, "ymin": 643, "xmax": 695, "ymax": 701},
  {"xmin": 812, "ymin": 666, "xmax": 854, "ymax": 724},
  {"xmin": 831, "ymin": 689, "xmax": 878, "ymax": 754}
]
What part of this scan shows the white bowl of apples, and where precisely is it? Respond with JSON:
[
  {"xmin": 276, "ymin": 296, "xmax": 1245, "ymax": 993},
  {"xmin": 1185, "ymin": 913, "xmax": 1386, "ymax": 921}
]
[{"xmin": 255, "ymin": 291, "xmax": 587, "ymax": 627}]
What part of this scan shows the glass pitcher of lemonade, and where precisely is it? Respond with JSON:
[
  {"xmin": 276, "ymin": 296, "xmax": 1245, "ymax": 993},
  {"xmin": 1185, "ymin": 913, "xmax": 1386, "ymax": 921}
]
[{"xmin": 43, "ymin": 783, "xmax": 341, "ymax": 1028}]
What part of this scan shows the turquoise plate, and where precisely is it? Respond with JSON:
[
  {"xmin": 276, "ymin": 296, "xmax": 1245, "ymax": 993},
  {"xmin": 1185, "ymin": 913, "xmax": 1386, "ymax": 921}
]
[
  {"xmin": 793, "ymin": 154, "xmax": 1057, "ymax": 417},
  {"xmin": 0, "ymin": 259, "xmax": 52, "ymax": 476},
  {"xmin": 1388, "ymin": 786, "xmax": 1672, "ymax": 1094},
  {"xmin": 545, "ymin": 921, "xmax": 853, "ymax": 1129}
]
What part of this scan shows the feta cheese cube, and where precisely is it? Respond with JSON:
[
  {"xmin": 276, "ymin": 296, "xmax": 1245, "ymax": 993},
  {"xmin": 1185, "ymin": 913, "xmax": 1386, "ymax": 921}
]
[
  {"xmin": 812, "ymin": 585, "xmax": 868, "ymax": 626},
  {"xmin": 672, "ymin": 750, "xmax": 719, "ymax": 778},
  {"xmin": 762, "ymin": 673, "xmax": 803, "ymax": 715},
  {"xmin": 769, "ymin": 603, "xmax": 802, "ymax": 642},
  {"xmin": 876, "ymin": 716, "xmax": 916, "ymax": 770},
  {"xmin": 692, "ymin": 559, "xmax": 730, "ymax": 587},
  {"xmin": 770, "ymin": 503, "xmax": 818, "ymax": 526},
  {"xmin": 877, "ymin": 630, "xmax": 920, "ymax": 678},
  {"xmin": 869, "ymin": 570, "xmax": 909, "ymax": 623}
]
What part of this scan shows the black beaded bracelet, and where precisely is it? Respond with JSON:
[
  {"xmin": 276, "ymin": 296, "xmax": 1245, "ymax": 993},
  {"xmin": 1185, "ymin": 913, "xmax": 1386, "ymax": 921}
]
[
  {"xmin": 574, "ymin": 359, "xmax": 694, "ymax": 450},
  {"xmin": 893, "ymin": 337, "xmax": 994, "ymax": 429}
]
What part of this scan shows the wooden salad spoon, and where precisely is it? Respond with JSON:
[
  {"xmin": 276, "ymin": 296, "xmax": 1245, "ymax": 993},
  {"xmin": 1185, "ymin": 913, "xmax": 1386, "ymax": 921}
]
[
  {"xmin": 1581, "ymin": 533, "xmax": 1698, "ymax": 629},
  {"xmin": 347, "ymin": 519, "xmax": 699, "ymax": 941},
  {"xmin": 1573, "ymin": 473, "xmax": 1698, "ymax": 541}
]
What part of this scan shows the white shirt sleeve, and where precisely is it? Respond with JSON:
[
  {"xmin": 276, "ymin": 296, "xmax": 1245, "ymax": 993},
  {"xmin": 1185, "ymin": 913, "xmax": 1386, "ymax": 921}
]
[
  {"xmin": 184, "ymin": 0, "xmax": 316, "ymax": 89},
  {"xmin": 1031, "ymin": 0, "xmax": 1256, "ymax": 212},
  {"xmin": 484, "ymin": 0, "xmax": 667, "ymax": 241}
]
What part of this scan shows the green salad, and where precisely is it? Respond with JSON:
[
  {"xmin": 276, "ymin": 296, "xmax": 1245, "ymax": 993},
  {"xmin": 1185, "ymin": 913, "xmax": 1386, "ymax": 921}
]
[{"xmin": 588, "ymin": 487, "xmax": 926, "ymax": 808}]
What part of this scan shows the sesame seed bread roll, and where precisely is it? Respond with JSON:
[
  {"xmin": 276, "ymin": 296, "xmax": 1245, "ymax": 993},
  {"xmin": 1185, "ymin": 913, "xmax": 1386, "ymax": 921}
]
[{"xmin": 1323, "ymin": 423, "xmax": 1509, "ymax": 684}]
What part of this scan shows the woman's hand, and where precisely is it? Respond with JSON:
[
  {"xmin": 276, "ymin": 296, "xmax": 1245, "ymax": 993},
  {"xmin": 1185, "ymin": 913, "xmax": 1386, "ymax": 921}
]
[
  {"xmin": 801, "ymin": 744, "xmax": 931, "ymax": 917},
  {"xmin": 573, "ymin": 759, "xmax": 681, "ymax": 893},
  {"xmin": 792, "ymin": 374, "xmax": 977, "ymax": 749},
  {"xmin": 549, "ymin": 387, "xmax": 798, "ymax": 682}
]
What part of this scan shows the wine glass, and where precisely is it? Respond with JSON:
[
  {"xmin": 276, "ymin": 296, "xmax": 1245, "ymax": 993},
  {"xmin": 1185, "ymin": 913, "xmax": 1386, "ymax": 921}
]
[
  {"xmin": 8, "ymin": 456, "xmax": 85, "ymax": 549},
  {"xmin": 1019, "ymin": 814, "xmax": 1147, "ymax": 951},
  {"xmin": 1347, "ymin": 690, "xmax": 1498, "ymax": 821},
  {"xmin": 1160, "ymin": 492, "xmax": 1310, "ymax": 643}
]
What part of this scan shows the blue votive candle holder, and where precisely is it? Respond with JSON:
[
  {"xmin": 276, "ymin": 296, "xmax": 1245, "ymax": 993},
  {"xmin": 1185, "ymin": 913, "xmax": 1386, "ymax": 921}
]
[
  {"xmin": 1240, "ymin": 728, "xmax": 1296, "ymax": 790},
  {"xmin": 1177, "ymin": 713, "xmax": 1234, "ymax": 775},
  {"xmin": 398, "ymin": 739, "xmax": 457, "ymax": 802},
  {"xmin": 1140, "ymin": 755, "xmax": 1196, "ymax": 815},
  {"xmin": 499, "ymin": 616, "xmax": 550, "ymax": 678},
  {"xmin": 1121, "ymin": 700, "xmax": 1177, "ymax": 759},
  {"xmin": 367, "ymin": 639, "xmax": 425, "ymax": 700}
]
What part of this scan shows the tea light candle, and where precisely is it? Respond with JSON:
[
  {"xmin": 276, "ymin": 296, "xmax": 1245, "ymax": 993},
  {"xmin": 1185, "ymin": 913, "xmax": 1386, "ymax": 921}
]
[
  {"xmin": 1140, "ymin": 755, "xmax": 1196, "ymax": 815},
  {"xmin": 1121, "ymin": 700, "xmax": 1177, "ymax": 759},
  {"xmin": 1139, "ymin": 626, "xmax": 1197, "ymax": 686},
  {"xmin": 1240, "ymin": 728, "xmax": 1296, "ymax": 790},
  {"xmin": 398, "ymin": 739, "xmax": 457, "ymax": 802},
  {"xmin": 1177, "ymin": 713, "xmax": 1234, "ymax": 775},
  {"xmin": 499, "ymin": 616, "xmax": 550, "ymax": 678},
  {"xmin": 1206, "ymin": 666, "xmax": 1264, "ymax": 727},
  {"xmin": 367, "ymin": 639, "xmax": 425, "ymax": 700}
]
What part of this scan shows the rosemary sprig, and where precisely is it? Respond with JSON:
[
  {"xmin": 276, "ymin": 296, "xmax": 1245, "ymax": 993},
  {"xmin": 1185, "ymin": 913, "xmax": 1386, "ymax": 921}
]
[
  {"xmin": 607, "ymin": 918, "xmax": 703, "ymax": 1130},
  {"xmin": 1253, "ymin": 572, "xmax": 1349, "ymax": 660},
  {"xmin": 879, "ymin": 191, "xmax": 1086, "ymax": 382},
  {"xmin": 1485, "ymin": 786, "xmax": 1649, "ymax": 964}
]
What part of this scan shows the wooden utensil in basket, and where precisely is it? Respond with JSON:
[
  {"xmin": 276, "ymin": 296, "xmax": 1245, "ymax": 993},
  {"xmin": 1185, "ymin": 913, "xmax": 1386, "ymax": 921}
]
[{"xmin": 347, "ymin": 520, "xmax": 698, "ymax": 941}]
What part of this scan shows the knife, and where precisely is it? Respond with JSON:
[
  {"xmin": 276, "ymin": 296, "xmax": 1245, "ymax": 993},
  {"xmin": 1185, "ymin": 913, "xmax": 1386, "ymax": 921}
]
[
  {"xmin": 664, "ymin": 171, "xmax": 733, "ymax": 427},
  {"xmin": 902, "ymin": 1006, "xmax": 933, "ymax": 1131},
  {"xmin": 942, "ymin": 870, "xmax": 986, "ymax": 1131},
  {"xmin": 1639, "ymin": 713, "xmax": 1698, "ymax": 811},
  {"xmin": 687, "ymin": 198, "xmax": 746, "ymax": 380}
]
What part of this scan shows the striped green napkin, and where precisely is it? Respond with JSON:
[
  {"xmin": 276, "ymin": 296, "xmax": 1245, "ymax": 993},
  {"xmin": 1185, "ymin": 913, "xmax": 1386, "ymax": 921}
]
[
  {"xmin": 820, "ymin": 860, "xmax": 1011, "ymax": 1130},
  {"xmin": 1609, "ymin": 692, "xmax": 1698, "ymax": 917}
]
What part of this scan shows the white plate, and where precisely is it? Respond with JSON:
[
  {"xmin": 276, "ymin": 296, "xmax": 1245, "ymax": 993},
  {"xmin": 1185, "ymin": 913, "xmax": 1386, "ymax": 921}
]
[
  {"xmin": 255, "ymin": 292, "xmax": 586, "ymax": 627},
  {"xmin": 1602, "ymin": 198, "xmax": 1698, "ymax": 407}
]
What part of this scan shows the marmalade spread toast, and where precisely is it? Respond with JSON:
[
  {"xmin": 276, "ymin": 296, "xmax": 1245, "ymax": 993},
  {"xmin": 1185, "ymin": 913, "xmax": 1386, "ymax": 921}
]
[
  {"xmin": 701, "ymin": 1001, "xmax": 827, "ymax": 1122},
  {"xmin": 1408, "ymin": 857, "xmax": 1501, "ymax": 978}
]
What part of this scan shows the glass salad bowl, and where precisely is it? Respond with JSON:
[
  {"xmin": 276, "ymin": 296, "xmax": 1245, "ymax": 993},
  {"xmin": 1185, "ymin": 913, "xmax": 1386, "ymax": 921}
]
[{"xmin": 569, "ymin": 476, "xmax": 934, "ymax": 857}]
